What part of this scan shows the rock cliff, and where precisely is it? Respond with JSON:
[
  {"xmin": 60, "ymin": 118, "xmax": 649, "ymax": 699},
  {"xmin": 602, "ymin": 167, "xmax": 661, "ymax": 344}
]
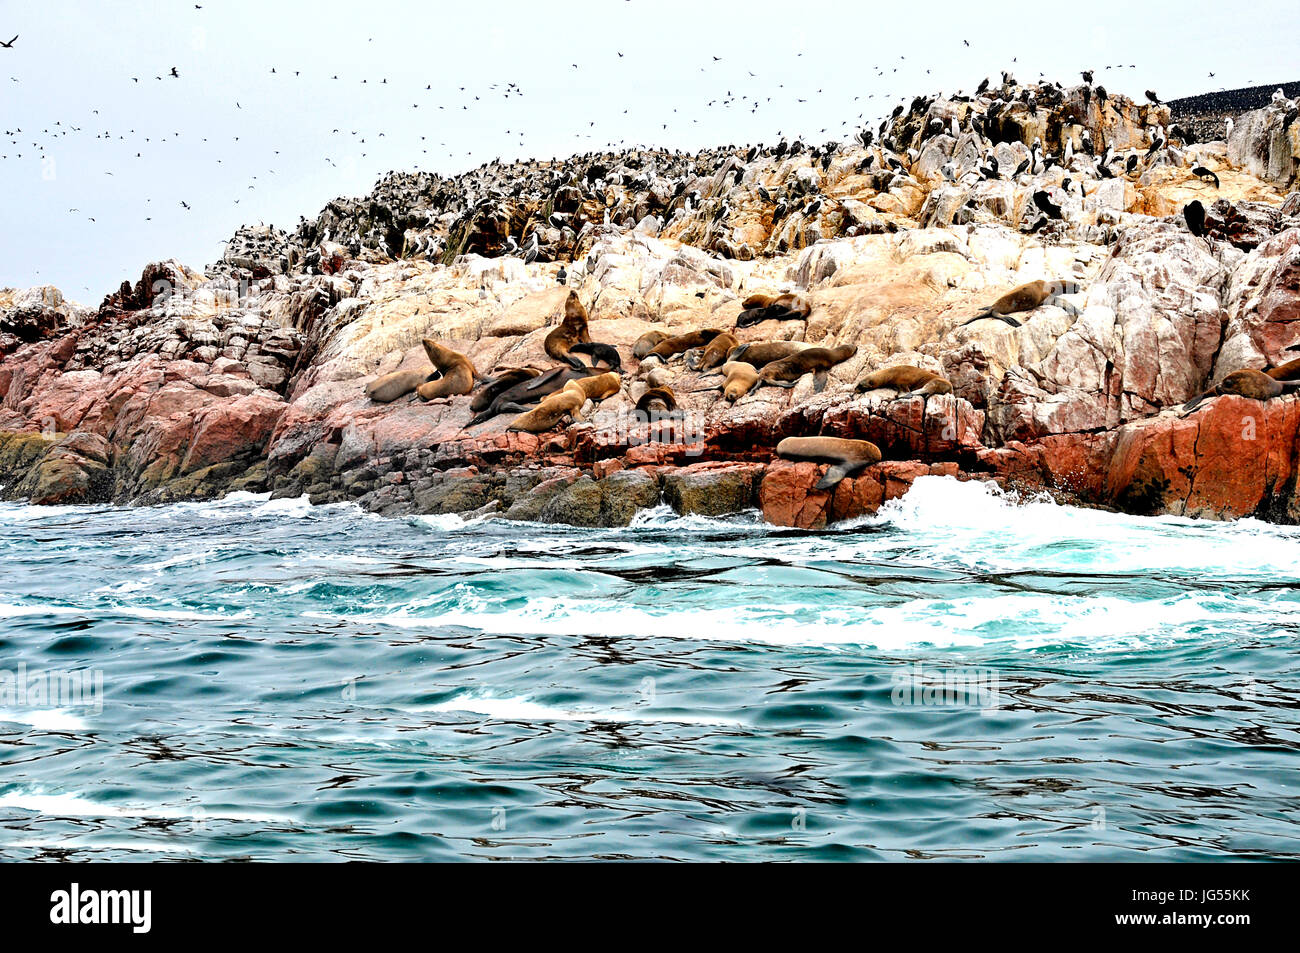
[{"xmin": 3, "ymin": 77, "xmax": 1299, "ymax": 528}]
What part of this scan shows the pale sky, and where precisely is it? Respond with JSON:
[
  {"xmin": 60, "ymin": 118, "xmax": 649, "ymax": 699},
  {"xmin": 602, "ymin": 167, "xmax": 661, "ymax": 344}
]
[{"xmin": 2, "ymin": 0, "xmax": 1296, "ymax": 300}]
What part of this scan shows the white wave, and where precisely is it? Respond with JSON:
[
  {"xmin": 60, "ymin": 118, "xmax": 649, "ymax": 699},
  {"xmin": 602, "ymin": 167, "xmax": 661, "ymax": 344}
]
[
  {"xmin": 0, "ymin": 708, "xmax": 88, "ymax": 731},
  {"xmin": 0, "ymin": 790, "xmax": 284, "ymax": 823},
  {"xmin": 315, "ymin": 584, "xmax": 1297, "ymax": 651},
  {"xmin": 418, "ymin": 694, "xmax": 743, "ymax": 726}
]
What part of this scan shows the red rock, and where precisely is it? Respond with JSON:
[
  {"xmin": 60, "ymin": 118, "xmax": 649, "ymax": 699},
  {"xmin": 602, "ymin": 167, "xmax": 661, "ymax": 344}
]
[
  {"xmin": 1106, "ymin": 396, "xmax": 1300, "ymax": 520},
  {"xmin": 181, "ymin": 394, "xmax": 287, "ymax": 474}
]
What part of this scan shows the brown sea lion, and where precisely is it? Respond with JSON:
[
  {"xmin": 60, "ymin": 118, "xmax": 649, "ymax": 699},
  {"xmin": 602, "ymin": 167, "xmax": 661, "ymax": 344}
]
[
  {"xmin": 758, "ymin": 345, "xmax": 858, "ymax": 390},
  {"xmin": 736, "ymin": 292, "xmax": 812, "ymax": 328},
  {"xmin": 720, "ymin": 361, "xmax": 759, "ymax": 402},
  {"xmin": 636, "ymin": 386, "xmax": 678, "ymax": 414},
  {"xmin": 961, "ymin": 279, "xmax": 1082, "ymax": 327},
  {"xmin": 471, "ymin": 367, "xmax": 543, "ymax": 412},
  {"xmin": 726, "ymin": 341, "xmax": 811, "ymax": 368},
  {"xmin": 417, "ymin": 340, "xmax": 477, "ymax": 400},
  {"xmin": 544, "ymin": 291, "xmax": 593, "ymax": 369},
  {"xmin": 855, "ymin": 365, "xmax": 954, "ymax": 397},
  {"xmin": 686, "ymin": 331, "xmax": 740, "ymax": 371},
  {"xmin": 632, "ymin": 329, "xmax": 669, "ymax": 358},
  {"xmin": 365, "ymin": 367, "xmax": 434, "ymax": 403},
  {"xmin": 775, "ymin": 436, "xmax": 883, "ymax": 490},
  {"xmin": 1183, "ymin": 369, "xmax": 1300, "ymax": 411},
  {"xmin": 1265, "ymin": 358, "xmax": 1300, "ymax": 382},
  {"xmin": 566, "ymin": 371, "xmax": 622, "ymax": 401},
  {"xmin": 648, "ymin": 329, "xmax": 725, "ymax": 360},
  {"xmin": 468, "ymin": 365, "xmax": 599, "ymax": 425},
  {"xmin": 506, "ymin": 382, "xmax": 588, "ymax": 433}
]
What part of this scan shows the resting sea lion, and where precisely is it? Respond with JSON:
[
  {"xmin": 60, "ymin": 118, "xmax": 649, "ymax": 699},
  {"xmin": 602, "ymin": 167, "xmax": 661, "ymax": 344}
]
[
  {"xmin": 544, "ymin": 291, "xmax": 593, "ymax": 368},
  {"xmin": 636, "ymin": 386, "xmax": 679, "ymax": 415},
  {"xmin": 468, "ymin": 365, "xmax": 598, "ymax": 425},
  {"xmin": 686, "ymin": 332, "xmax": 740, "ymax": 371},
  {"xmin": 506, "ymin": 381, "xmax": 588, "ymax": 433},
  {"xmin": 365, "ymin": 367, "xmax": 435, "ymax": 403},
  {"xmin": 566, "ymin": 371, "xmax": 622, "ymax": 401},
  {"xmin": 727, "ymin": 341, "xmax": 811, "ymax": 368},
  {"xmin": 1183, "ymin": 369, "xmax": 1300, "ymax": 412},
  {"xmin": 961, "ymin": 279, "xmax": 1082, "ymax": 327},
  {"xmin": 568, "ymin": 341, "xmax": 622, "ymax": 370},
  {"xmin": 775, "ymin": 436, "xmax": 883, "ymax": 490},
  {"xmin": 758, "ymin": 345, "xmax": 858, "ymax": 390},
  {"xmin": 720, "ymin": 361, "xmax": 759, "ymax": 402},
  {"xmin": 649, "ymin": 329, "xmax": 725, "ymax": 360},
  {"xmin": 417, "ymin": 340, "xmax": 477, "ymax": 400},
  {"xmin": 736, "ymin": 292, "xmax": 812, "ymax": 328},
  {"xmin": 1265, "ymin": 358, "xmax": 1300, "ymax": 382},
  {"xmin": 471, "ymin": 367, "xmax": 543, "ymax": 412},
  {"xmin": 633, "ymin": 329, "xmax": 669, "ymax": 358},
  {"xmin": 855, "ymin": 365, "xmax": 954, "ymax": 397}
]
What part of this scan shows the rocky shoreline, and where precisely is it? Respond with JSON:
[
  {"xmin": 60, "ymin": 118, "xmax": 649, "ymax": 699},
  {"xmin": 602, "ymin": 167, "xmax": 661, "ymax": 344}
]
[{"xmin": 3, "ymin": 76, "xmax": 1299, "ymax": 528}]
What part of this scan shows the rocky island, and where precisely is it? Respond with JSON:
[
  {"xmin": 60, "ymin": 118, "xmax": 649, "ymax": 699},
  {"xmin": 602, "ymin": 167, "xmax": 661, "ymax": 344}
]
[{"xmin": 3, "ymin": 76, "xmax": 1299, "ymax": 528}]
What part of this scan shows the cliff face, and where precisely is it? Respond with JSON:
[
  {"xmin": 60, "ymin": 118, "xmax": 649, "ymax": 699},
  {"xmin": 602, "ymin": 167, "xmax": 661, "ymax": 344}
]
[{"xmin": 3, "ymin": 79, "xmax": 1300, "ymax": 528}]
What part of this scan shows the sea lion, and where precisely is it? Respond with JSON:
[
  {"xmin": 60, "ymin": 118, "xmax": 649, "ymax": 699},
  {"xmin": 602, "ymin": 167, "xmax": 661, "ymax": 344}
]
[
  {"xmin": 758, "ymin": 345, "xmax": 858, "ymax": 390},
  {"xmin": 775, "ymin": 436, "xmax": 883, "ymax": 490},
  {"xmin": 855, "ymin": 365, "xmax": 953, "ymax": 397},
  {"xmin": 568, "ymin": 341, "xmax": 622, "ymax": 370},
  {"xmin": 736, "ymin": 292, "xmax": 812, "ymax": 328},
  {"xmin": 544, "ymin": 291, "xmax": 593, "ymax": 369},
  {"xmin": 1183, "ymin": 369, "xmax": 1300, "ymax": 412},
  {"xmin": 470, "ymin": 366, "xmax": 543, "ymax": 412},
  {"xmin": 468, "ymin": 365, "xmax": 598, "ymax": 425},
  {"xmin": 566, "ymin": 371, "xmax": 622, "ymax": 401},
  {"xmin": 961, "ymin": 280, "xmax": 1082, "ymax": 327},
  {"xmin": 506, "ymin": 381, "xmax": 588, "ymax": 433},
  {"xmin": 636, "ymin": 386, "xmax": 678, "ymax": 414},
  {"xmin": 686, "ymin": 331, "xmax": 739, "ymax": 371},
  {"xmin": 726, "ymin": 341, "xmax": 811, "ymax": 368},
  {"xmin": 1265, "ymin": 358, "xmax": 1300, "ymax": 382},
  {"xmin": 720, "ymin": 361, "xmax": 759, "ymax": 401},
  {"xmin": 416, "ymin": 340, "xmax": 477, "ymax": 400},
  {"xmin": 649, "ymin": 329, "xmax": 725, "ymax": 360},
  {"xmin": 365, "ymin": 367, "xmax": 434, "ymax": 403},
  {"xmin": 633, "ymin": 329, "xmax": 669, "ymax": 358}
]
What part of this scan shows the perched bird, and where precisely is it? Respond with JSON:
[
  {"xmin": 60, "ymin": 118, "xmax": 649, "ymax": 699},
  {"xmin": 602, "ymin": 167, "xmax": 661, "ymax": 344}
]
[
  {"xmin": 1033, "ymin": 190, "xmax": 1063, "ymax": 220},
  {"xmin": 1183, "ymin": 200, "xmax": 1206, "ymax": 238},
  {"xmin": 1145, "ymin": 89, "xmax": 1161, "ymax": 104},
  {"xmin": 1192, "ymin": 165, "xmax": 1220, "ymax": 188}
]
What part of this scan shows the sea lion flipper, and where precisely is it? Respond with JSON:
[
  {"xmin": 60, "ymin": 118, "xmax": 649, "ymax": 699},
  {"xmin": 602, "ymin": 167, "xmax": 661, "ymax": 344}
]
[
  {"xmin": 1182, "ymin": 390, "xmax": 1213, "ymax": 412},
  {"xmin": 524, "ymin": 366, "xmax": 566, "ymax": 392},
  {"xmin": 815, "ymin": 464, "xmax": 855, "ymax": 491},
  {"xmin": 961, "ymin": 310, "xmax": 994, "ymax": 327}
]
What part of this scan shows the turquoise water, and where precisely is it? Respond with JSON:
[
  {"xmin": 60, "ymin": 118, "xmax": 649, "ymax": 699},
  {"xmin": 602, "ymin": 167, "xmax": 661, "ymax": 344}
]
[{"xmin": 1, "ymin": 476, "xmax": 1298, "ymax": 861}]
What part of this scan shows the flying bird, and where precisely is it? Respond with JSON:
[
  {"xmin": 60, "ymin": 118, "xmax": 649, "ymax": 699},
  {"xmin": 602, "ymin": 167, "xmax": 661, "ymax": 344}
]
[{"xmin": 0, "ymin": 35, "xmax": 17, "ymax": 49}]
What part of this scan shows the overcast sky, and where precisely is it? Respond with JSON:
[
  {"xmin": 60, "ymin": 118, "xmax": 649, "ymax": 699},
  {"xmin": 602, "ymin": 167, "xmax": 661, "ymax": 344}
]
[{"xmin": 2, "ymin": 0, "xmax": 1296, "ymax": 300}]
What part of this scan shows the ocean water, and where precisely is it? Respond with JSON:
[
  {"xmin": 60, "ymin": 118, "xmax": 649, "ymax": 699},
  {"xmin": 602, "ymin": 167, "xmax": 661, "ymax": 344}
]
[{"xmin": 1, "ymin": 476, "xmax": 1298, "ymax": 862}]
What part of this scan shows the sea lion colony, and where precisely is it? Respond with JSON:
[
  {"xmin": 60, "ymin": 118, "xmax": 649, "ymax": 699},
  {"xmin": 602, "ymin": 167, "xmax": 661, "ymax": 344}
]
[{"xmin": 361, "ymin": 270, "xmax": 1300, "ymax": 492}]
